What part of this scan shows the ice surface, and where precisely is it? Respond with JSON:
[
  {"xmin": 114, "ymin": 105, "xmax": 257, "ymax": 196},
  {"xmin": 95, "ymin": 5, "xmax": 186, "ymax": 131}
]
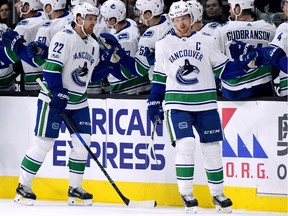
[{"xmin": 0, "ymin": 199, "xmax": 286, "ymax": 216}]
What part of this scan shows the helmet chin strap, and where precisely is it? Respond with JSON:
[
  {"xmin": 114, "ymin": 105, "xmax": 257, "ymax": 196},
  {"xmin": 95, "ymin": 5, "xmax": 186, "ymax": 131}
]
[
  {"xmin": 106, "ymin": 20, "xmax": 118, "ymax": 28},
  {"xmin": 231, "ymin": 6, "xmax": 242, "ymax": 21},
  {"xmin": 140, "ymin": 14, "xmax": 153, "ymax": 26},
  {"xmin": 20, "ymin": 7, "xmax": 31, "ymax": 18},
  {"xmin": 76, "ymin": 19, "xmax": 89, "ymax": 37},
  {"xmin": 190, "ymin": 17, "xmax": 195, "ymax": 27}
]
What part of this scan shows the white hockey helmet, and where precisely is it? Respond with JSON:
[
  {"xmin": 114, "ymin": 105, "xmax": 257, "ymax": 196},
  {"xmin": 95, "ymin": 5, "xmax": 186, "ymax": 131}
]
[
  {"xmin": 135, "ymin": 0, "xmax": 164, "ymax": 17},
  {"xmin": 100, "ymin": 0, "xmax": 126, "ymax": 23},
  {"xmin": 71, "ymin": 0, "xmax": 97, "ymax": 7},
  {"xmin": 40, "ymin": 0, "xmax": 66, "ymax": 10},
  {"xmin": 186, "ymin": 0, "xmax": 203, "ymax": 22},
  {"xmin": 228, "ymin": 0, "xmax": 254, "ymax": 11},
  {"xmin": 40, "ymin": 0, "xmax": 51, "ymax": 8},
  {"xmin": 73, "ymin": 2, "xmax": 99, "ymax": 19},
  {"xmin": 52, "ymin": 0, "xmax": 66, "ymax": 10},
  {"xmin": 20, "ymin": 0, "xmax": 41, "ymax": 11},
  {"xmin": 169, "ymin": 1, "xmax": 193, "ymax": 20}
]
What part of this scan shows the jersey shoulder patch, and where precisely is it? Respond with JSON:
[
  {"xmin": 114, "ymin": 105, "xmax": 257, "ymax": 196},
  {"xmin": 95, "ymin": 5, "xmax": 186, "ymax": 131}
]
[
  {"xmin": 62, "ymin": 29, "xmax": 73, "ymax": 34},
  {"xmin": 208, "ymin": 22, "xmax": 219, "ymax": 29},
  {"xmin": 41, "ymin": 21, "xmax": 52, "ymax": 27},
  {"xmin": 142, "ymin": 30, "xmax": 154, "ymax": 38},
  {"xmin": 117, "ymin": 33, "xmax": 129, "ymax": 40},
  {"xmin": 18, "ymin": 20, "xmax": 29, "ymax": 26}
]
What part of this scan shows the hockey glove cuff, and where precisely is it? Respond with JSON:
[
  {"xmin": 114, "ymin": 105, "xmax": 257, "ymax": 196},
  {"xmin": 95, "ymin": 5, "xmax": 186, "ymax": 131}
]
[
  {"xmin": 237, "ymin": 51, "xmax": 258, "ymax": 71},
  {"xmin": 27, "ymin": 41, "xmax": 49, "ymax": 59},
  {"xmin": 144, "ymin": 47, "xmax": 155, "ymax": 66},
  {"xmin": 255, "ymin": 46, "xmax": 286, "ymax": 67},
  {"xmin": 2, "ymin": 30, "xmax": 26, "ymax": 54},
  {"xmin": 49, "ymin": 88, "xmax": 69, "ymax": 115},
  {"xmin": 229, "ymin": 40, "xmax": 254, "ymax": 60},
  {"xmin": 147, "ymin": 100, "xmax": 164, "ymax": 125}
]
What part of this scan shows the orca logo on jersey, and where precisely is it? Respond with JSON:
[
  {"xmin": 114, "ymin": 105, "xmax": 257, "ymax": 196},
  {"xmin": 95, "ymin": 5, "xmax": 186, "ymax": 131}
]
[
  {"xmin": 71, "ymin": 62, "xmax": 89, "ymax": 87},
  {"xmin": 176, "ymin": 59, "xmax": 200, "ymax": 85}
]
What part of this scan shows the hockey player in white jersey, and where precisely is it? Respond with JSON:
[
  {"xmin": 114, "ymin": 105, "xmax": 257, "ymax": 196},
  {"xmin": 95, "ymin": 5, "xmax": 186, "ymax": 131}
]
[
  {"xmin": 263, "ymin": 0, "xmax": 288, "ymax": 96},
  {"xmin": 21, "ymin": 0, "xmax": 74, "ymax": 91},
  {"xmin": 70, "ymin": 0, "xmax": 110, "ymax": 38},
  {"xmin": 70, "ymin": 0, "xmax": 110, "ymax": 94},
  {"xmin": 0, "ymin": 23, "xmax": 16, "ymax": 91},
  {"xmin": 186, "ymin": 0, "xmax": 222, "ymax": 95},
  {"xmin": 99, "ymin": 0, "xmax": 175, "ymax": 80},
  {"xmin": 186, "ymin": 0, "xmax": 220, "ymax": 36},
  {"xmin": 147, "ymin": 0, "xmax": 259, "ymax": 214},
  {"xmin": 13, "ymin": 0, "xmax": 48, "ymax": 91},
  {"xmin": 213, "ymin": 0, "xmax": 277, "ymax": 99},
  {"xmin": 234, "ymin": 0, "xmax": 288, "ymax": 96},
  {"xmin": 13, "ymin": 2, "xmax": 116, "ymax": 206},
  {"xmin": 100, "ymin": 0, "xmax": 150, "ymax": 94},
  {"xmin": 34, "ymin": 0, "xmax": 73, "ymax": 46}
]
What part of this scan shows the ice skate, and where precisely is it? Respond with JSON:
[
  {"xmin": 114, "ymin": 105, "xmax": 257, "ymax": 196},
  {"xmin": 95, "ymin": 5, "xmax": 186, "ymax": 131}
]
[
  {"xmin": 14, "ymin": 183, "xmax": 36, "ymax": 206},
  {"xmin": 213, "ymin": 193, "xmax": 233, "ymax": 213},
  {"xmin": 181, "ymin": 194, "xmax": 198, "ymax": 214},
  {"xmin": 67, "ymin": 186, "xmax": 93, "ymax": 206}
]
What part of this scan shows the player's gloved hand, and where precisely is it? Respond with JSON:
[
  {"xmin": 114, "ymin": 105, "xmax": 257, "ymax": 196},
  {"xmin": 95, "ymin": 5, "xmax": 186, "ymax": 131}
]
[
  {"xmin": 147, "ymin": 100, "xmax": 164, "ymax": 125},
  {"xmin": 2, "ymin": 30, "xmax": 25, "ymax": 54},
  {"xmin": 144, "ymin": 47, "xmax": 155, "ymax": 66},
  {"xmin": 237, "ymin": 51, "xmax": 258, "ymax": 71},
  {"xmin": 229, "ymin": 40, "xmax": 254, "ymax": 59},
  {"xmin": 255, "ymin": 46, "xmax": 286, "ymax": 67},
  {"xmin": 49, "ymin": 88, "xmax": 69, "ymax": 115},
  {"xmin": 101, "ymin": 44, "xmax": 126, "ymax": 64},
  {"xmin": 99, "ymin": 33, "xmax": 121, "ymax": 49},
  {"xmin": 27, "ymin": 41, "xmax": 49, "ymax": 59},
  {"xmin": 99, "ymin": 33, "xmax": 126, "ymax": 64}
]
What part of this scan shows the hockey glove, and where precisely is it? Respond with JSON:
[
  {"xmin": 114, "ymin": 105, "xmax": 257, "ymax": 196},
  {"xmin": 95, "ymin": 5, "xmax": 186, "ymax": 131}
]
[
  {"xmin": 255, "ymin": 46, "xmax": 286, "ymax": 67},
  {"xmin": 99, "ymin": 33, "xmax": 121, "ymax": 50},
  {"xmin": 111, "ymin": 46, "xmax": 126, "ymax": 64},
  {"xmin": 99, "ymin": 33, "xmax": 126, "ymax": 64},
  {"xmin": 49, "ymin": 88, "xmax": 69, "ymax": 115},
  {"xmin": 147, "ymin": 100, "xmax": 164, "ymax": 125},
  {"xmin": 229, "ymin": 40, "xmax": 254, "ymax": 60},
  {"xmin": 2, "ymin": 30, "xmax": 25, "ymax": 54},
  {"xmin": 27, "ymin": 41, "xmax": 49, "ymax": 59},
  {"xmin": 101, "ymin": 45, "xmax": 126, "ymax": 64},
  {"xmin": 237, "ymin": 51, "xmax": 258, "ymax": 71},
  {"xmin": 144, "ymin": 47, "xmax": 155, "ymax": 66}
]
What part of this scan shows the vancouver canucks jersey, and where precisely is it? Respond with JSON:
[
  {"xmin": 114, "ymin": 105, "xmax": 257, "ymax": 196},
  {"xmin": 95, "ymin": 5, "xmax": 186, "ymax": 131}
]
[
  {"xmin": 39, "ymin": 28, "xmax": 100, "ymax": 110},
  {"xmin": 35, "ymin": 10, "xmax": 73, "ymax": 46},
  {"xmin": 213, "ymin": 20, "xmax": 276, "ymax": 95},
  {"xmin": 14, "ymin": 12, "xmax": 48, "ymax": 90},
  {"xmin": 108, "ymin": 20, "xmax": 150, "ymax": 94},
  {"xmin": 135, "ymin": 15, "xmax": 175, "ymax": 80},
  {"xmin": 153, "ymin": 32, "xmax": 229, "ymax": 112},
  {"xmin": 270, "ymin": 22, "xmax": 288, "ymax": 96},
  {"xmin": 199, "ymin": 22, "xmax": 220, "ymax": 36},
  {"xmin": 214, "ymin": 20, "xmax": 276, "ymax": 56}
]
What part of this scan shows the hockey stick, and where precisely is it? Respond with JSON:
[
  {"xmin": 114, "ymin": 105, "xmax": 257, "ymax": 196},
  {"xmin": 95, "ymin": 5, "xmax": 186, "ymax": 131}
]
[
  {"xmin": 150, "ymin": 119, "xmax": 160, "ymax": 168},
  {"xmin": 36, "ymin": 78, "xmax": 157, "ymax": 208}
]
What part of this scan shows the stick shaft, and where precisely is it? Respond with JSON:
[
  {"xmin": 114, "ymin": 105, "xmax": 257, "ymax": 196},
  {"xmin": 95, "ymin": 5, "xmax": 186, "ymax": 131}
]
[{"xmin": 36, "ymin": 78, "xmax": 130, "ymax": 205}]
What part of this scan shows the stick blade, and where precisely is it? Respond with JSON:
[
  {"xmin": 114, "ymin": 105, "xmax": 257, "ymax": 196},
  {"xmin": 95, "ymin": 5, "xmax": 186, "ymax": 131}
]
[{"xmin": 128, "ymin": 200, "xmax": 157, "ymax": 208}]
